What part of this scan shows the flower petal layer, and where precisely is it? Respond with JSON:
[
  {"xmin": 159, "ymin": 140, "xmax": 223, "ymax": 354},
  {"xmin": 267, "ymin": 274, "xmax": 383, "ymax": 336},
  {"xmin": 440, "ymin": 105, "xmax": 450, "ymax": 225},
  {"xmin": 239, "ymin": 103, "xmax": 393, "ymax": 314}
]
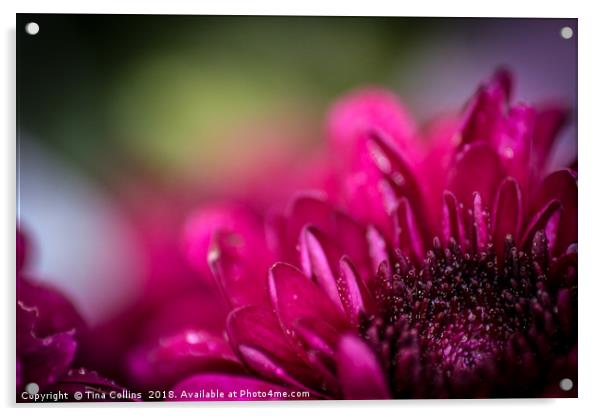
[{"xmin": 335, "ymin": 334, "xmax": 391, "ymax": 399}]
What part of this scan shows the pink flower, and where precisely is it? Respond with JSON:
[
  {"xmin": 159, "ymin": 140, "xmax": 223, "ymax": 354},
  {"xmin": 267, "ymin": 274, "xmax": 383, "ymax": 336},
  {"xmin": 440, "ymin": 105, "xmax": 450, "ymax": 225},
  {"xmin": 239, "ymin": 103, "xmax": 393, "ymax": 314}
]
[
  {"xmin": 17, "ymin": 229, "xmax": 132, "ymax": 402},
  {"xmin": 171, "ymin": 70, "xmax": 576, "ymax": 399}
]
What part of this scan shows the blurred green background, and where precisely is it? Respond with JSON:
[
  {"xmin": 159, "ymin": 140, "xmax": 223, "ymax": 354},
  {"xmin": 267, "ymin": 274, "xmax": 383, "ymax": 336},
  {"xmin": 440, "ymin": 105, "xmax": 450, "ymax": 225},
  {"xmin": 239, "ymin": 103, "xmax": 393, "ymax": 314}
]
[{"xmin": 18, "ymin": 15, "xmax": 444, "ymax": 185}]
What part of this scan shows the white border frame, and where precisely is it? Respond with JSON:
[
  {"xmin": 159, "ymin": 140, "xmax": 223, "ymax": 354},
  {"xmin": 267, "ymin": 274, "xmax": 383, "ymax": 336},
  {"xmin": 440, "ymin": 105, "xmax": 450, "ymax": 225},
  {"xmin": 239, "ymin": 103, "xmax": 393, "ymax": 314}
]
[{"xmin": 3, "ymin": 1, "xmax": 600, "ymax": 415}]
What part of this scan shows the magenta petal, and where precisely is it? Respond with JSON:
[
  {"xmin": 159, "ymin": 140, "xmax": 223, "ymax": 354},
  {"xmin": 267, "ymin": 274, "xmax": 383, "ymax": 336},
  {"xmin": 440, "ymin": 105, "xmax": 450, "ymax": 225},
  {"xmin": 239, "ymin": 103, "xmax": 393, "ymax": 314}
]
[
  {"xmin": 170, "ymin": 373, "xmax": 297, "ymax": 401},
  {"xmin": 293, "ymin": 318, "xmax": 337, "ymax": 359},
  {"xmin": 327, "ymin": 88, "xmax": 416, "ymax": 161},
  {"xmin": 536, "ymin": 169, "xmax": 577, "ymax": 255},
  {"xmin": 336, "ymin": 334, "xmax": 391, "ymax": 399},
  {"xmin": 17, "ymin": 279, "xmax": 84, "ymax": 337},
  {"xmin": 366, "ymin": 225, "xmax": 388, "ymax": 274},
  {"xmin": 269, "ymin": 262, "xmax": 349, "ymax": 332},
  {"xmin": 286, "ymin": 193, "xmax": 333, "ymax": 247},
  {"xmin": 471, "ymin": 192, "xmax": 490, "ymax": 253},
  {"xmin": 550, "ymin": 247, "xmax": 577, "ymax": 289},
  {"xmin": 337, "ymin": 257, "xmax": 373, "ymax": 326},
  {"xmin": 182, "ymin": 204, "xmax": 261, "ymax": 281},
  {"xmin": 493, "ymin": 178, "xmax": 523, "ymax": 259},
  {"xmin": 127, "ymin": 329, "xmax": 242, "ymax": 390},
  {"xmin": 556, "ymin": 288, "xmax": 574, "ymax": 336},
  {"xmin": 265, "ymin": 211, "xmax": 287, "ymax": 260},
  {"xmin": 449, "ymin": 142, "xmax": 505, "ymax": 209},
  {"xmin": 227, "ymin": 306, "xmax": 335, "ymax": 394},
  {"xmin": 227, "ymin": 305, "xmax": 304, "ymax": 366},
  {"xmin": 208, "ymin": 230, "xmax": 270, "ymax": 307},
  {"xmin": 50, "ymin": 368, "xmax": 136, "ymax": 401},
  {"xmin": 460, "ymin": 69, "xmax": 511, "ymax": 145},
  {"xmin": 496, "ymin": 104, "xmax": 535, "ymax": 188},
  {"xmin": 23, "ymin": 332, "xmax": 76, "ymax": 390},
  {"xmin": 238, "ymin": 345, "xmax": 318, "ymax": 393},
  {"xmin": 367, "ymin": 131, "xmax": 427, "ymax": 217},
  {"xmin": 520, "ymin": 199, "xmax": 563, "ymax": 253},
  {"xmin": 393, "ymin": 197, "xmax": 425, "ymax": 262},
  {"xmin": 17, "ymin": 302, "xmax": 77, "ymax": 390},
  {"xmin": 300, "ymin": 227, "xmax": 345, "ymax": 313},
  {"xmin": 417, "ymin": 116, "xmax": 462, "ymax": 222},
  {"xmin": 136, "ymin": 288, "xmax": 228, "ymax": 341},
  {"xmin": 338, "ymin": 166, "xmax": 398, "ymax": 242},
  {"xmin": 532, "ymin": 105, "xmax": 570, "ymax": 172},
  {"xmin": 442, "ymin": 191, "xmax": 466, "ymax": 248},
  {"xmin": 332, "ymin": 211, "xmax": 373, "ymax": 283},
  {"xmin": 327, "ymin": 96, "xmax": 419, "ymax": 237}
]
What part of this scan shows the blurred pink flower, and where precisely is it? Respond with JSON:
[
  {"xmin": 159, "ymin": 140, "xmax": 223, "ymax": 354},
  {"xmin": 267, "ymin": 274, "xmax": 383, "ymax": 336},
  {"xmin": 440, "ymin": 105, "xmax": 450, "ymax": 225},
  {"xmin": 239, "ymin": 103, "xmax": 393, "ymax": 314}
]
[
  {"xmin": 172, "ymin": 70, "xmax": 577, "ymax": 399},
  {"xmin": 16, "ymin": 229, "xmax": 131, "ymax": 401}
]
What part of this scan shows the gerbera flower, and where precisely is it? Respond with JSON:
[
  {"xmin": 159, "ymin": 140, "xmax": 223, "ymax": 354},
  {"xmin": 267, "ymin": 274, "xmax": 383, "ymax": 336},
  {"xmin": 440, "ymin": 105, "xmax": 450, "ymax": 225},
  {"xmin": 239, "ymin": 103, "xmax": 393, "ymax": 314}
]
[{"xmin": 170, "ymin": 70, "xmax": 577, "ymax": 399}]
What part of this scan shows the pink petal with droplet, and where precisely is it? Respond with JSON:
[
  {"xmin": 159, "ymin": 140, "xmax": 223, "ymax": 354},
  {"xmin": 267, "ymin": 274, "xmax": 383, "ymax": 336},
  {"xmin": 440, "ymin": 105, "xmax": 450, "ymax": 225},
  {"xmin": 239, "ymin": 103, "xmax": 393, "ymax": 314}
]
[
  {"xmin": 337, "ymin": 257, "xmax": 373, "ymax": 325},
  {"xmin": 471, "ymin": 192, "xmax": 490, "ymax": 253},
  {"xmin": 269, "ymin": 262, "xmax": 349, "ymax": 333},
  {"xmin": 300, "ymin": 227, "xmax": 345, "ymax": 312},
  {"xmin": 521, "ymin": 199, "xmax": 563, "ymax": 254},
  {"xmin": 442, "ymin": 191, "xmax": 466, "ymax": 248},
  {"xmin": 208, "ymin": 230, "xmax": 271, "ymax": 307},
  {"xmin": 393, "ymin": 197, "xmax": 425, "ymax": 262}
]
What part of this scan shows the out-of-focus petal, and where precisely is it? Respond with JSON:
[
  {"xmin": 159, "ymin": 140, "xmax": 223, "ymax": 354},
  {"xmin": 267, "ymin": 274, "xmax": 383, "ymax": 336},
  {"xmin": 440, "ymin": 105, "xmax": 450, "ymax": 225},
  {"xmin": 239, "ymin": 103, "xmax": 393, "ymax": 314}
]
[
  {"xmin": 182, "ymin": 204, "xmax": 263, "ymax": 282},
  {"xmin": 366, "ymin": 225, "xmax": 389, "ymax": 274},
  {"xmin": 126, "ymin": 329, "xmax": 242, "ymax": 390},
  {"xmin": 17, "ymin": 279, "xmax": 84, "ymax": 338},
  {"xmin": 460, "ymin": 69, "xmax": 511, "ymax": 145},
  {"xmin": 286, "ymin": 193, "xmax": 333, "ymax": 244},
  {"xmin": 208, "ymin": 230, "xmax": 271, "ymax": 307},
  {"xmin": 368, "ymin": 131, "xmax": 428, "ymax": 223},
  {"xmin": 532, "ymin": 105, "xmax": 570, "ymax": 173},
  {"xmin": 49, "ymin": 368, "xmax": 137, "ymax": 401},
  {"xmin": 449, "ymin": 142, "xmax": 505, "ymax": 209},
  {"xmin": 495, "ymin": 104, "xmax": 535, "ymax": 190},
  {"xmin": 327, "ymin": 88, "xmax": 416, "ymax": 167},
  {"xmin": 326, "ymin": 89, "xmax": 420, "ymax": 238},
  {"xmin": 332, "ymin": 211, "xmax": 373, "ymax": 283},
  {"xmin": 136, "ymin": 288, "xmax": 229, "ymax": 342},
  {"xmin": 236, "ymin": 346, "xmax": 326, "ymax": 396},
  {"xmin": 170, "ymin": 373, "xmax": 297, "ymax": 401},
  {"xmin": 417, "ymin": 116, "xmax": 461, "ymax": 223},
  {"xmin": 17, "ymin": 302, "xmax": 77, "ymax": 390},
  {"xmin": 335, "ymin": 334, "xmax": 391, "ymax": 399}
]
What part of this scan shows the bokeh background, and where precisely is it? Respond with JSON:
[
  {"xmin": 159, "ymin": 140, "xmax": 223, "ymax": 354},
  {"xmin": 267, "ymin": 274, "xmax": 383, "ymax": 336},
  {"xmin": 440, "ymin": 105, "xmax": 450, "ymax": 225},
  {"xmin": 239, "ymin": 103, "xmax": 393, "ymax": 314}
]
[{"xmin": 17, "ymin": 15, "xmax": 577, "ymax": 329}]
